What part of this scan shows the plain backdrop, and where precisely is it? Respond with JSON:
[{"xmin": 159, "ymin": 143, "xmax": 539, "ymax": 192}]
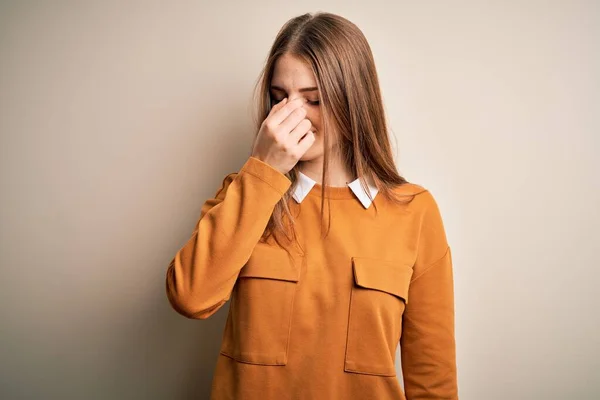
[{"xmin": 1, "ymin": 1, "xmax": 598, "ymax": 399}]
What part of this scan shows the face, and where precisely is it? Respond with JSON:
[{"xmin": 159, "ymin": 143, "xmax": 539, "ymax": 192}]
[{"xmin": 270, "ymin": 53, "xmax": 335, "ymax": 161}]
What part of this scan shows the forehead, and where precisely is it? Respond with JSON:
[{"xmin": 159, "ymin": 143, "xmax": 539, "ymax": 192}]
[{"xmin": 271, "ymin": 53, "xmax": 317, "ymax": 88}]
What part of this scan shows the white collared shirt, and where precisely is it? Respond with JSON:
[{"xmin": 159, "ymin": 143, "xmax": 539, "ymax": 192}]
[{"xmin": 291, "ymin": 170, "xmax": 379, "ymax": 209}]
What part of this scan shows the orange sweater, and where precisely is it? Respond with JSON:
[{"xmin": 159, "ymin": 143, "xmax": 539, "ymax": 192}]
[{"xmin": 166, "ymin": 156, "xmax": 458, "ymax": 399}]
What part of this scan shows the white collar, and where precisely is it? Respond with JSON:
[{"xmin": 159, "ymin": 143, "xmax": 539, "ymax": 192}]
[{"xmin": 291, "ymin": 170, "xmax": 379, "ymax": 209}]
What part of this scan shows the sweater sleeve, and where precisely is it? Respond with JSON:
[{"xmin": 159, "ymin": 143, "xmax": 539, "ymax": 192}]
[
  {"xmin": 165, "ymin": 156, "xmax": 292, "ymax": 319},
  {"xmin": 400, "ymin": 190, "xmax": 459, "ymax": 399}
]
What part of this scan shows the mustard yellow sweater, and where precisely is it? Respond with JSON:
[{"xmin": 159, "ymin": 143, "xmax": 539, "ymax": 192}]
[{"xmin": 166, "ymin": 156, "xmax": 458, "ymax": 399}]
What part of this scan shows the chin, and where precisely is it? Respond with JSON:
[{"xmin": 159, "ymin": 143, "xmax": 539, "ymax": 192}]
[{"xmin": 299, "ymin": 147, "xmax": 323, "ymax": 161}]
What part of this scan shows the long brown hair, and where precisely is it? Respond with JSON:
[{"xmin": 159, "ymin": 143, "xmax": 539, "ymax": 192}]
[{"xmin": 251, "ymin": 12, "xmax": 414, "ymax": 251}]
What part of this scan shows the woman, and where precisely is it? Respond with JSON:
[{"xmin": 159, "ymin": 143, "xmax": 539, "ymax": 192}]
[{"xmin": 166, "ymin": 11, "xmax": 458, "ymax": 400}]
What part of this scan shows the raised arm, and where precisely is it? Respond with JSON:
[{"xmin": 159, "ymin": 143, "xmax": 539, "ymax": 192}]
[
  {"xmin": 401, "ymin": 190, "xmax": 459, "ymax": 399},
  {"xmin": 165, "ymin": 156, "xmax": 291, "ymax": 319}
]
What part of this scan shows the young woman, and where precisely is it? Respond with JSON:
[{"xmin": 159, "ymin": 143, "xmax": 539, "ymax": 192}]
[{"xmin": 166, "ymin": 12, "xmax": 458, "ymax": 400}]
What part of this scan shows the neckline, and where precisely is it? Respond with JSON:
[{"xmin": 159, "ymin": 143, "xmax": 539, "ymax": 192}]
[{"xmin": 307, "ymin": 182, "xmax": 356, "ymax": 199}]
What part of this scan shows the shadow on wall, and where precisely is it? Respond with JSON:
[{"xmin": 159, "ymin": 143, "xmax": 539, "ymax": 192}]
[{"xmin": 108, "ymin": 279, "xmax": 230, "ymax": 399}]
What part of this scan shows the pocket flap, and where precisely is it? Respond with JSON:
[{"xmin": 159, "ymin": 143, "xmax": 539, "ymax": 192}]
[
  {"xmin": 351, "ymin": 257, "xmax": 414, "ymax": 303},
  {"xmin": 239, "ymin": 243, "xmax": 300, "ymax": 282}
]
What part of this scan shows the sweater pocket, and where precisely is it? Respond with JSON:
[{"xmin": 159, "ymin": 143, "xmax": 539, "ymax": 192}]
[
  {"xmin": 219, "ymin": 242, "xmax": 300, "ymax": 365},
  {"xmin": 344, "ymin": 257, "xmax": 414, "ymax": 376}
]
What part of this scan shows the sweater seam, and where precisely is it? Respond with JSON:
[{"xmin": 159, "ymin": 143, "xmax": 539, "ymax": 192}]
[
  {"xmin": 410, "ymin": 245, "xmax": 450, "ymax": 283},
  {"xmin": 241, "ymin": 169, "xmax": 288, "ymax": 196}
]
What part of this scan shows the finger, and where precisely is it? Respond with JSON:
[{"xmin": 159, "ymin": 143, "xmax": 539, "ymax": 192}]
[
  {"xmin": 296, "ymin": 129, "xmax": 316, "ymax": 154},
  {"xmin": 279, "ymin": 106, "xmax": 309, "ymax": 136},
  {"xmin": 269, "ymin": 97, "xmax": 307, "ymax": 126},
  {"xmin": 268, "ymin": 97, "xmax": 288, "ymax": 115},
  {"xmin": 288, "ymin": 118, "xmax": 312, "ymax": 144}
]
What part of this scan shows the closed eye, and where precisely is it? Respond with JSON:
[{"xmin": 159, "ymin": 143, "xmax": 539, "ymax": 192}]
[{"xmin": 271, "ymin": 97, "xmax": 320, "ymax": 106}]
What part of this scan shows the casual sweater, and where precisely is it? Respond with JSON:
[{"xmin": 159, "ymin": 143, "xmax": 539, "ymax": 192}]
[{"xmin": 166, "ymin": 155, "xmax": 458, "ymax": 400}]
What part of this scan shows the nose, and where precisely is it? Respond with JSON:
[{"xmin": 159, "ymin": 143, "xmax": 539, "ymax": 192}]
[
  {"xmin": 289, "ymin": 96, "xmax": 308, "ymax": 103},
  {"xmin": 291, "ymin": 97, "xmax": 308, "ymax": 112}
]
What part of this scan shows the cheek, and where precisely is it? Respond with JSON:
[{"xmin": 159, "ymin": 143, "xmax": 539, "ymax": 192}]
[{"xmin": 305, "ymin": 109, "xmax": 322, "ymax": 131}]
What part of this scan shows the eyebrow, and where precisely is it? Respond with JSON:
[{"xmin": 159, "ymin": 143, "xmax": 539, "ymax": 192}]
[{"xmin": 270, "ymin": 85, "xmax": 318, "ymax": 93}]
